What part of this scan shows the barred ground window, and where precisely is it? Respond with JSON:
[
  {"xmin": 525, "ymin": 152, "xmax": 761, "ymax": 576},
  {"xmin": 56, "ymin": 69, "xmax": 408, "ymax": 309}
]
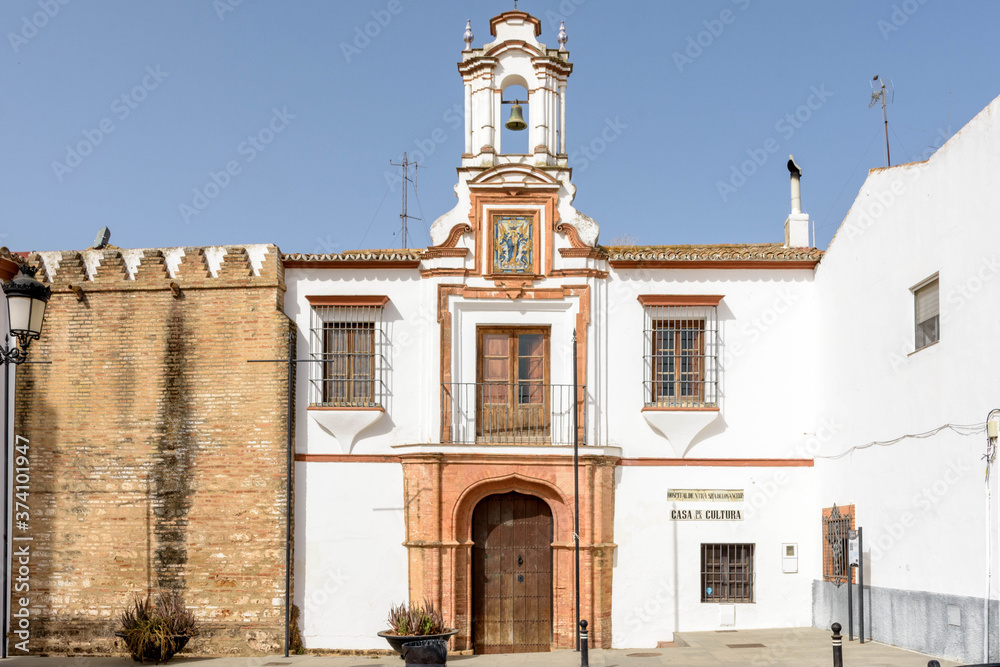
[
  {"xmin": 640, "ymin": 297, "xmax": 722, "ymax": 408},
  {"xmin": 701, "ymin": 543, "xmax": 754, "ymax": 603},
  {"xmin": 307, "ymin": 296, "xmax": 389, "ymax": 407},
  {"xmin": 913, "ymin": 275, "xmax": 939, "ymax": 351},
  {"xmin": 822, "ymin": 504, "xmax": 855, "ymax": 584}
]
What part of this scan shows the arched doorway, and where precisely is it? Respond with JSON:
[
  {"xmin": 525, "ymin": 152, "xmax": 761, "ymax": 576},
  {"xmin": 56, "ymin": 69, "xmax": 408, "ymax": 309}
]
[{"xmin": 471, "ymin": 491, "xmax": 553, "ymax": 654}]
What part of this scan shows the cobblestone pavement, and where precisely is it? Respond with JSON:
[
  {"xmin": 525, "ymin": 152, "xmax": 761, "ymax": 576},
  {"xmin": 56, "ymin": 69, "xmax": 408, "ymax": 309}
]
[{"xmin": 4, "ymin": 628, "xmax": 962, "ymax": 667}]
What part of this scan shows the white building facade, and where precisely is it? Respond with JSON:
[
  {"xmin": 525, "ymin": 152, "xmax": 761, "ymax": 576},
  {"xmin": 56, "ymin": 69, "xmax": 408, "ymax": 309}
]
[
  {"xmin": 285, "ymin": 10, "xmax": 1000, "ymax": 663},
  {"xmin": 811, "ymin": 94, "xmax": 1000, "ymax": 662}
]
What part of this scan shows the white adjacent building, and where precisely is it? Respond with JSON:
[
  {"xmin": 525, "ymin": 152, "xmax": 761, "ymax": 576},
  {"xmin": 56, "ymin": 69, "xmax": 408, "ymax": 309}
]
[{"xmin": 285, "ymin": 9, "xmax": 1000, "ymax": 663}]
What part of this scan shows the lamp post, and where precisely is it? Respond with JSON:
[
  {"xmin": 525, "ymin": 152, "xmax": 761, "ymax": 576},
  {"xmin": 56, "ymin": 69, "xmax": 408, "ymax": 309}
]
[{"xmin": 1, "ymin": 267, "xmax": 50, "ymax": 659}]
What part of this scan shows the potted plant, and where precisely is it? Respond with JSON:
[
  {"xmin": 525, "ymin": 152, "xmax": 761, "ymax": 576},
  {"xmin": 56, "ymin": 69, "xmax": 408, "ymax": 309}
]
[
  {"xmin": 377, "ymin": 599, "xmax": 457, "ymax": 659},
  {"xmin": 116, "ymin": 591, "xmax": 198, "ymax": 664}
]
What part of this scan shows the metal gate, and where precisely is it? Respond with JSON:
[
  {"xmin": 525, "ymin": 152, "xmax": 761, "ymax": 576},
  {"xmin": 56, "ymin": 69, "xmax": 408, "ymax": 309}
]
[
  {"xmin": 823, "ymin": 504, "xmax": 854, "ymax": 585},
  {"xmin": 471, "ymin": 492, "xmax": 553, "ymax": 654}
]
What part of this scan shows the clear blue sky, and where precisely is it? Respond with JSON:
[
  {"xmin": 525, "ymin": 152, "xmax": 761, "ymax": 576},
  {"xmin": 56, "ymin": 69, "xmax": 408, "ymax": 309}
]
[{"xmin": 3, "ymin": 0, "xmax": 998, "ymax": 255}]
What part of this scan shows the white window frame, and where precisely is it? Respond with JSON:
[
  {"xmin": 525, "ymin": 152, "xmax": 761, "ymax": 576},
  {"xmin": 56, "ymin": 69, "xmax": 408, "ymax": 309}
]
[{"xmin": 912, "ymin": 274, "xmax": 939, "ymax": 351}]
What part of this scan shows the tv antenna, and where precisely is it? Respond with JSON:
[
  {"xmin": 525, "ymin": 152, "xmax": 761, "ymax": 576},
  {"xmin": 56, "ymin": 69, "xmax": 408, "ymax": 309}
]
[
  {"xmin": 869, "ymin": 75, "xmax": 894, "ymax": 167},
  {"xmin": 389, "ymin": 152, "xmax": 421, "ymax": 249}
]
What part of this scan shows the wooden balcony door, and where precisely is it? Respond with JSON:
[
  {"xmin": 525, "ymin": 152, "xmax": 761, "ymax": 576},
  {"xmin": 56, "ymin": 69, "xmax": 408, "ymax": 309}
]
[
  {"xmin": 476, "ymin": 327, "xmax": 550, "ymax": 443},
  {"xmin": 472, "ymin": 492, "xmax": 553, "ymax": 654}
]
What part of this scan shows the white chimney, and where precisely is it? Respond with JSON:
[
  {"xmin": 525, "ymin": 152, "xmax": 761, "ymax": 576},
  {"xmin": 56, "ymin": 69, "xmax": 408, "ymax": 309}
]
[{"xmin": 784, "ymin": 155, "xmax": 810, "ymax": 248}]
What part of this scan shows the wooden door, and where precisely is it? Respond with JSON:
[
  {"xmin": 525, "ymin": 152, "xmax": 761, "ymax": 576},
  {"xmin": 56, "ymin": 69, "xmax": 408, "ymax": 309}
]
[
  {"xmin": 471, "ymin": 492, "xmax": 553, "ymax": 654},
  {"xmin": 476, "ymin": 328, "xmax": 550, "ymax": 442}
]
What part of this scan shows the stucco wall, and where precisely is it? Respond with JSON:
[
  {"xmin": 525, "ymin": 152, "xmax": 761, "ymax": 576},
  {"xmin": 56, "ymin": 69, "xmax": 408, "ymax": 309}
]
[
  {"xmin": 294, "ymin": 462, "xmax": 407, "ymax": 650},
  {"xmin": 612, "ymin": 465, "xmax": 819, "ymax": 647},
  {"xmin": 812, "ymin": 95, "xmax": 1000, "ymax": 662},
  {"xmin": 599, "ymin": 268, "xmax": 819, "ymax": 459}
]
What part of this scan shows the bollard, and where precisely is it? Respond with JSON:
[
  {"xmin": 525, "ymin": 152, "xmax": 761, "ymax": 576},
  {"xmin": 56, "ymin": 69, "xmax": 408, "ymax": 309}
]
[
  {"xmin": 579, "ymin": 619, "xmax": 589, "ymax": 667},
  {"xmin": 831, "ymin": 623, "xmax": 843, "ymax": 667}
]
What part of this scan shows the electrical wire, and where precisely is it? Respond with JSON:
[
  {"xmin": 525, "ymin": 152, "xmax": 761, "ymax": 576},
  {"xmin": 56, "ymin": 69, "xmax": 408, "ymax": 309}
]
[
  {"xmin": 412, "ymin": 176, "xmax": 432, "ymax": 245},
  {"xmin": 889, "ymin": 123, "xmax": 912, "ymax": 164},
  {"xmin": 357, "ymin": 167, "xmax": 401, "ymax": 250},
  {"xmin": 815, "ymin": 422, "xmax": 986, "ymax": 460},
  {"xmin": 815, "ymin": 127, "xmax": 882, "ymax": 233},
  {"xmin": 985, "ymin": 408, "xmax": 999, "ymax": 662},
  {"xmin": 984, "ymin": 409, "xmax": 999, "ymax": 482}
]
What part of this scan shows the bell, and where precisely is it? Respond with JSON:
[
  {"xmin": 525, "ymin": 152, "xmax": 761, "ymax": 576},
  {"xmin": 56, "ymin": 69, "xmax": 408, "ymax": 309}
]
[{"xmin": 505, "ymin": 103, "xmax": 527, "ymax": 131}]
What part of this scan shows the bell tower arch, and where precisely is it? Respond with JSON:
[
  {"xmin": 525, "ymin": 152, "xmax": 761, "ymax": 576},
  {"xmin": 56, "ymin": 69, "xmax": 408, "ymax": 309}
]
[
  {"xmin": 459, "ymin": 11, "xmax": 573, "ymax": 166},
  {"xmin": 430, "ymin": 10, "xmax": 598, "ymax": 262}
]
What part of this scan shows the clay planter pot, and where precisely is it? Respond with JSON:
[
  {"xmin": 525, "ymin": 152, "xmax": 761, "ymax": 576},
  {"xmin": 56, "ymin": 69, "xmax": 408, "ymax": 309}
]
[{"xmin": 377, "ymin": 629, "xmax": 458, "ymax": 657}]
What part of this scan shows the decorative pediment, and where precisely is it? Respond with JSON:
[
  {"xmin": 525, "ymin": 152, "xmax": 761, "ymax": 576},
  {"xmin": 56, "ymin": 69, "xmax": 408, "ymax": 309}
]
[{"xmin": 468, "ymin": 164, "xmax": 560, "ymax": 193}]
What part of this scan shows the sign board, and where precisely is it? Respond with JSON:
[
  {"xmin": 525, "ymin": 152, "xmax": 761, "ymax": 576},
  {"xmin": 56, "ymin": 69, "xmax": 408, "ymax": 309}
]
[
  {"xmin": 670, "ymin": 509, "xmax": 743, "ymax": 521},
  {"xmin": 667, "ymin": 489, "xmax": 744, "ymax": 502},
  {"xmin": 848, "ymin": 529, "xmax": 859, "ymax": 566}
]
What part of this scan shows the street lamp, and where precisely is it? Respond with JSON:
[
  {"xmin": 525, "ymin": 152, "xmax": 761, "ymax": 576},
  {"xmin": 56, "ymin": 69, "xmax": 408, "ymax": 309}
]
[{"xmin": 1, "ymin": 266, "xmax": 50, "ymax": 659}]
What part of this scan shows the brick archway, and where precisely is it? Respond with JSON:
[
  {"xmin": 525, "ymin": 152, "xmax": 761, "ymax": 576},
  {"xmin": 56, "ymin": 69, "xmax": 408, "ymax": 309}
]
[
  {"xmin": 399, "ymin": 452, "xmax": 617, "ymax": 651},
  {"xmin": 453, "ymin": 474, "xmax": 570, "ymax": 543}
]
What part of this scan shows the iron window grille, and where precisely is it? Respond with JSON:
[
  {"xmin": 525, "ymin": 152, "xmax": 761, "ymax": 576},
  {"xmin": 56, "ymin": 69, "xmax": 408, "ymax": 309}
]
[
  {"xmin": 309, "ymin": 304, "xmax": 388, "ymax": 407},
  {"xmin": 913, "ymin": 275, "xmax": 939, "ymax": 350},
  {"xmin": 643, "ymin": 305, "xmax": 720, "ymax": 408},
  {"xmin": 822, "ymin": 504, "xmax": 855, "ymax": 585},
  {"xmin": 701, "ymin": 543, "xmax": 755, "ymax": 603}
]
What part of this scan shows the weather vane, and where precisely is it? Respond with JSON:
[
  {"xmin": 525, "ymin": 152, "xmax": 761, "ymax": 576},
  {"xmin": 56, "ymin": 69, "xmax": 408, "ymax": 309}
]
[{"xmin": 514, "ymin": 0, "xmax": 518, "ymax": 9}]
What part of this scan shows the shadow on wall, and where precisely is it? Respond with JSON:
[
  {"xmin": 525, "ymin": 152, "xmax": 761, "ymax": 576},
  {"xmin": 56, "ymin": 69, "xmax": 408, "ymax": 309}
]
[
  {"xmin": 12, "ymin": 366, "xmax": 55, "ymax": 651},
  {"xmin": 151, "ymin": 300, "xmax": 194, "ymax": 591}
]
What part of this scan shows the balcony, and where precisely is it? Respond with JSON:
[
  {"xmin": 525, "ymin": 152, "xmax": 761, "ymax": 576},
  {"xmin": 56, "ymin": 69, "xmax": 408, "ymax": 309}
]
[{"xmin": 441, "ymin": 382, "xmax": 584, "ymax": 446}]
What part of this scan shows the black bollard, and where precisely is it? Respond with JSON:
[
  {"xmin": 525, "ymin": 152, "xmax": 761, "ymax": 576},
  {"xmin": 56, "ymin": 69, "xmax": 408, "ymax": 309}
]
[
  {"xmin": 579, "ymin": 619, "xmax": 589, "ymax": 667},
  {"xmin": 831, "ymin": 623, "xmax": 843, "ymax": 667},
  {"xmin": 927, "ymin": 662, "xmax": 941, "ymax": 667}
]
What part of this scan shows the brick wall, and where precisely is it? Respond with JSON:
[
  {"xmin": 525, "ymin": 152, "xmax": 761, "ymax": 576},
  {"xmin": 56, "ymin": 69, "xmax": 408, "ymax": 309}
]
[{"xmin": 14, "ymin": 245, "xmax": 292, "ymax": 655}]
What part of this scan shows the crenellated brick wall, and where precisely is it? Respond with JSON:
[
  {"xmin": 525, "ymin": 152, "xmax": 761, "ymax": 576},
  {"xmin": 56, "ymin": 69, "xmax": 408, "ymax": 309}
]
[{"xmin": 14, "ymin": 245, "xmax": 292, "ymax": 655}]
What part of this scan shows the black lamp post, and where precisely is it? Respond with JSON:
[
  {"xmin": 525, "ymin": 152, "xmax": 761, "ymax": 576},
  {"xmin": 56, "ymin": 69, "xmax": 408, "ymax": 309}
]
[{"xmin": 1, "ymin": 267, "xmax": 50, "ymax": 658}]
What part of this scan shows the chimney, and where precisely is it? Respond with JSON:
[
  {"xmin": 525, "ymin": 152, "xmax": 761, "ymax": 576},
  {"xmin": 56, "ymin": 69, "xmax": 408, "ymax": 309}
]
[{"xmin": 784, "ymin": 155, "xmax": 810, "ymax": 248}]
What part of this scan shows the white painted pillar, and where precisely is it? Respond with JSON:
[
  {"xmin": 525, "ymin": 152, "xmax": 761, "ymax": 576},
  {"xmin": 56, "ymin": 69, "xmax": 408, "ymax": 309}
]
[
  {"xmin": 541, "ymin": 83, "xmax": 550, "ymax": 152},
  {"xmin": 530, "ymin": 87, "xmax": 542, "ymax": 152},
  {"xmin": 560, "ymin": 83, "xmax": 567, "ymax": 154},
  {"xmin": 493, "ymin": 89, "xmax": 502, "ymax": 154},
  {"xmin": 485, "ymin": 74, "xmax": 495, "ymax": 150},
  {"xmin": 464, "ymin": 82, "xmax": 472, "ymax": 155},
  {"xmin": 472, "ymin": 85, "xmax": 481, "ymax": 152},
  {"xmin": 551, "ymin": 81, "xmax": 558, "ymax": 153},
  {"xmin": 545, "ymin": 77, "xmax": 556, "ymax": 153}
]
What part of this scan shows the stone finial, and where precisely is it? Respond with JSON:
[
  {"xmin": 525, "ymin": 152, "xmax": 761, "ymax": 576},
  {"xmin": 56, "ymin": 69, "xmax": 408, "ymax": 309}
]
[
  {"xmin": 558, "ymin": 21, "xmax": 568, "ymax": 50},
  {"xmin": 463, "ymin": 19, "xmax": 474, "ymax": 50}
]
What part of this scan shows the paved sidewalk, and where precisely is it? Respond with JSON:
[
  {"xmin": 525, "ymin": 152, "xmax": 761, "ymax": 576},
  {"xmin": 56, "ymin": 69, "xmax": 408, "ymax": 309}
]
[{"xmin": 2, "ymin": 629, "xmax": 962, "ymax": 667}]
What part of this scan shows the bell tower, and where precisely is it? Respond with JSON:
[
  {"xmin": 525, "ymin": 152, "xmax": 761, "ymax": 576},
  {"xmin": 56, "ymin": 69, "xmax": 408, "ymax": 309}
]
[
  {"xmin": 429, "ymin": 10, "xmax": 599, "ymax": 261},
  {"xmin": 459, "ymin": 10, "xmax": 572, "ymax": 166}
]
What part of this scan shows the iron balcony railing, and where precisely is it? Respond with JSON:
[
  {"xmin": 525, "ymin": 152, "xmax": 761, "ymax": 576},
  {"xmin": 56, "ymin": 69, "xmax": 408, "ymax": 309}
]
[{"xmin": 441, "ymin": 382, "xmax": 585, "ymax": 446}]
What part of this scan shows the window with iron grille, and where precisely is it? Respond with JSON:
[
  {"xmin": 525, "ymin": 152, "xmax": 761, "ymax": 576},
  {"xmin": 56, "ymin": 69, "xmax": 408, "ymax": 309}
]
[
  {"xmin": 701, "ymin": 543, "xmax": 754, "ymax": 603},
  {"xmin": 822, "ymin": 504, "xmax": 855, "ymax": 584},
  {"xmin": 913, "ymin": 275, "xmax": 939, "ymax": 351},
  {"xmin": 641, "ymin": 300, "xmax": 721, "ymax": 408},
  {"xmin": 307, "ymin": 297, "xmax": 388, "ymax": 407}
]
